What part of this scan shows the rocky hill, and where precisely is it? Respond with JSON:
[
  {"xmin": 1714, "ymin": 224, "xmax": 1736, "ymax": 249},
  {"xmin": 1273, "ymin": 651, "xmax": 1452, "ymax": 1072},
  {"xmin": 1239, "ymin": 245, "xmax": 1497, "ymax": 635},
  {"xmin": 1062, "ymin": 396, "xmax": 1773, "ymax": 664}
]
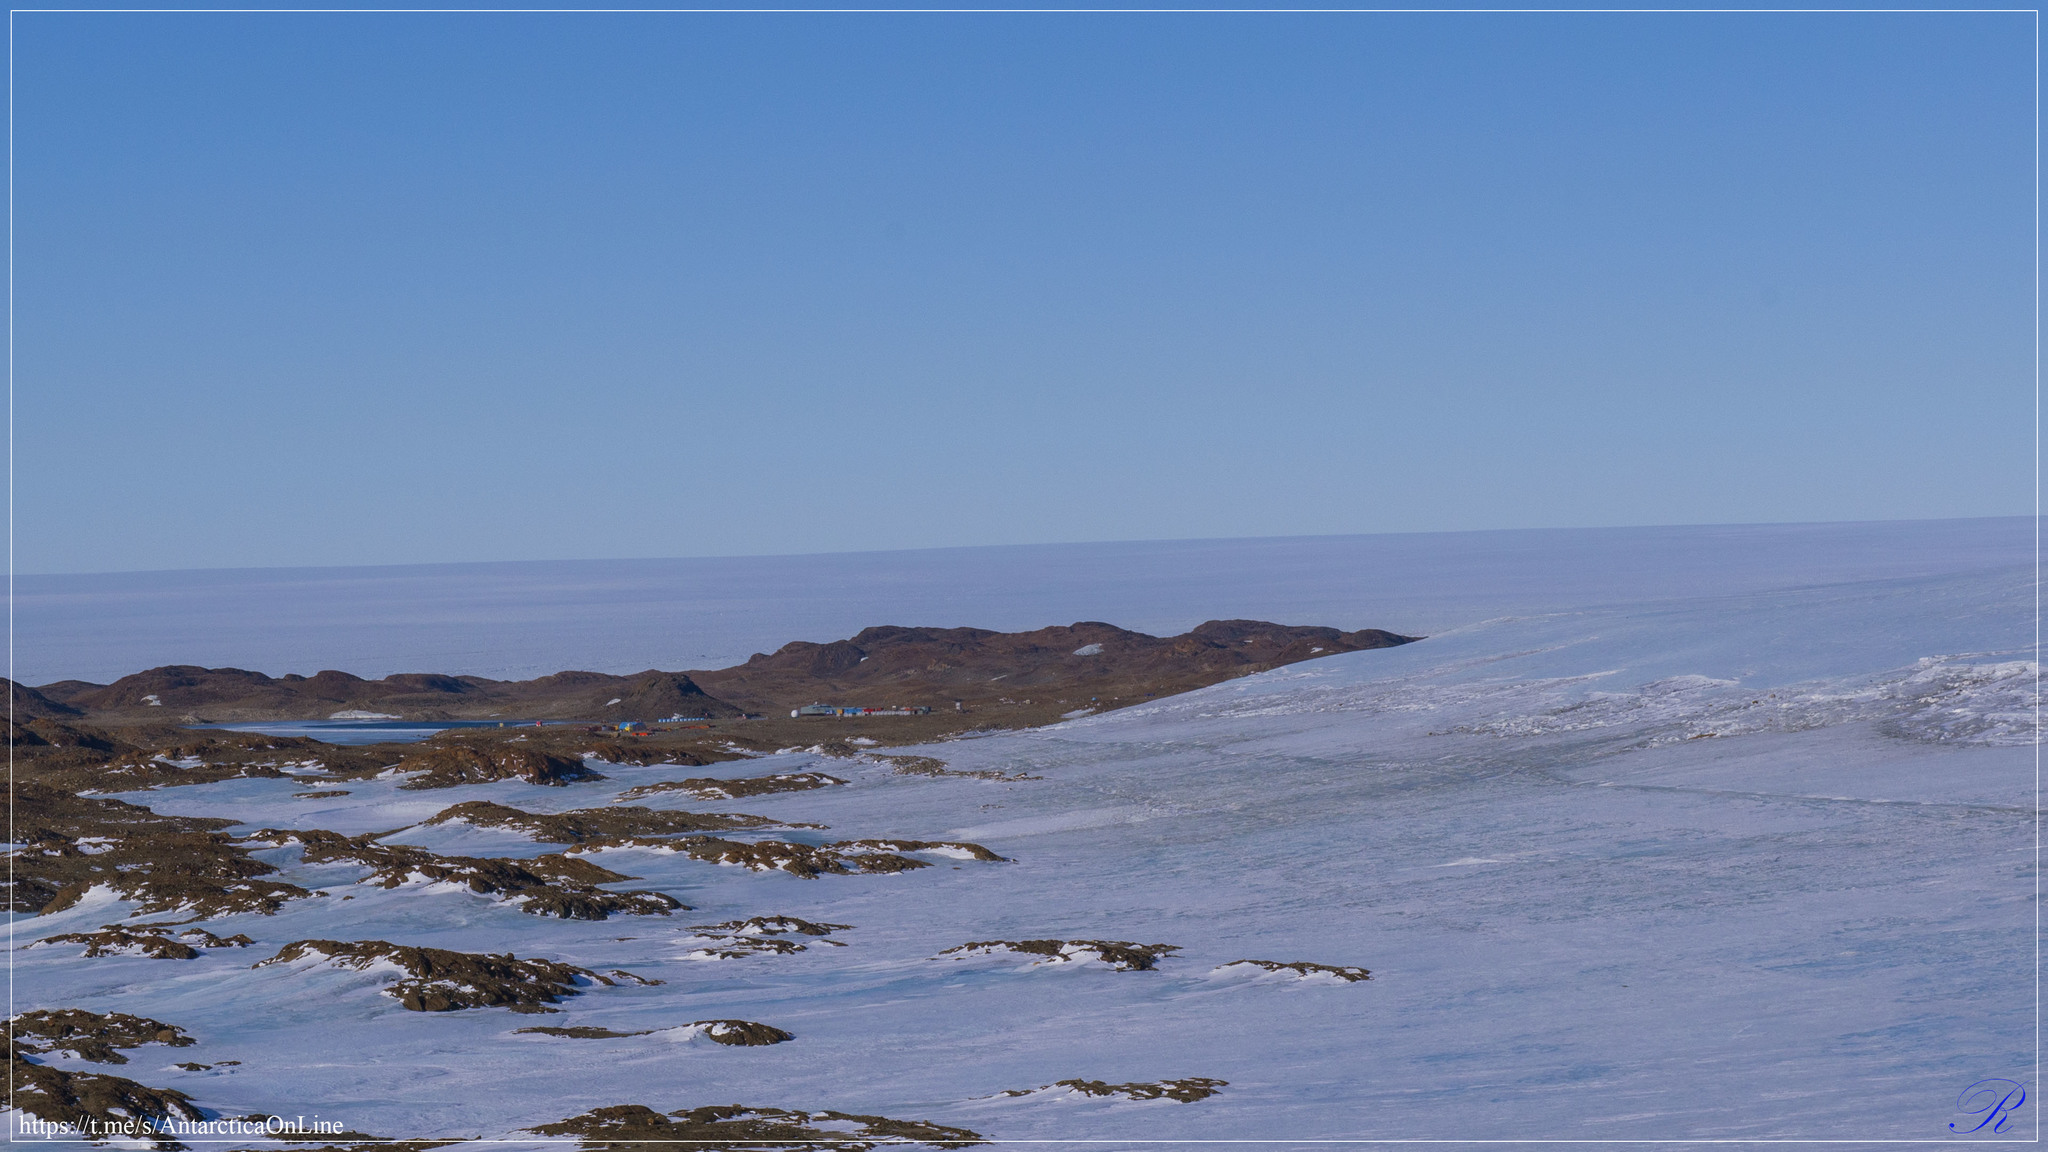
[
  {"xmin": 32, "ymin": 619, "xmax": 1417, "ymax": 725},
  {"xmin": 35, "ymin": 667, "xmax": 744, "ymax": 725},
  {"xmin": 689, "ymin": 620, "xmax": 1415, "ymax": 714}
]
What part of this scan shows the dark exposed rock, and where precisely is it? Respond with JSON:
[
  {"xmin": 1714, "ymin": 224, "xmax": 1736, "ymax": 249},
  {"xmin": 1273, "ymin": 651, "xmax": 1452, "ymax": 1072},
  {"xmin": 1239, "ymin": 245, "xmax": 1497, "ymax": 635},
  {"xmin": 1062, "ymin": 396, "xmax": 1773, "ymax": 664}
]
[
  {"xmin": 938, "ymin": 939, "xmax": 1179, "ymax": 971},
  {"xmin": 9, "ymin": 1051, "xmax": 202, "ymax": 1147},
  {"xmin": 718, "ymin": 915, "xmax": 847, "ymax": 936},
  {"xmin": 583, "ymin": 672, "xmax": 748, "ymax": 723},
  {"xmin": 693, "ymin": 619, "xmax": 1419, "ymax": 715},
  {"xmin": 394, "ymin": 745, "xmax": 604, "ymax": 789},
  {"xmin": 675, "ymin": 910, "xmax": 851, "ymax": 955},
  {"xmin": 7, "ymin": 783, "xmax": 311, "ymax": 918},
  {"xmin": 616, "ymin": 772, "xmax": 846, "ymax": 801},
  {"xmin": 692, "ymin": 1020, "xmax": 794, "ymax": 1046},
  {"xmin": 678, "ymin": 916, "xmax": 853, "ymax": 959},
  {"xmin": 802, "ymin": 743, "xmax": 1037, "ymax": 781},
  {"xmin": 46, "ymin": 664, "xmax": 748, "ymax": 725},
  {"xmin": 575, "ymin": 835, "xmax": 1000, "ymax": 879},
  {"xmin": 512, "ymin": 1018, "xmax": 787, "ymax": 1045},
  {"xmin": 1003, "ymin": 1077, "xmax": 1227, "ymax": 1103},
  {"xmin": 7, "ymin": 719, "xmax": 115, "ymax": 753},
  {"xmin": 45, "ymin": 618, "xmax": 1414, "ymax": 727},
  {"xmin": 246, "ymin": 828, "xmax": 684, "ymax": 920},
  {"xmin": 1218, "ymin": 959, "xmax": 1370, "ymax": 982},
  {"xmin": 254, "ymin": 939, "xmax": 645, "ymax": 1012},
  {"xmin": 10, "ymin": 727, "xmax": 395, "ymax": 794},
  {"xmin": 531, "ymin": 1103, "xmax": 982, "ymax": 1151},
  {"xmin": 580, "ymin": 837, "xmax": 901, "ymax": 878},
  {"xmin": 586, "ymin": 742, "xmax": 727, "ymax": 768},
  {"xmin": 837, "ymin": 838, "xmax": 1006, "ymax": 862},
  {"xmin": 876, "ymin": 754, "xmax": 1039, "ymax": 782},
  {"xmin": 30, "ymin": 924, "xmax": 252, "ymax": 960},
  {"xmin": 31, "ymin": 832, "xmax": 309, "ymax": 920},
  {"xmin": 10, "ymin": 1010, "xmax": 196, "ymax": 1064},
  {"xmin": 515, "ymin": 1025, "xmax": 652, "ymax": 1039},
  {"xmin": 423, "ymin": 800, "xmax": 775, "ymax": 842},
  {"xmin": 6, "ymin": 677, "xmax": 85, "ymax": 719}
]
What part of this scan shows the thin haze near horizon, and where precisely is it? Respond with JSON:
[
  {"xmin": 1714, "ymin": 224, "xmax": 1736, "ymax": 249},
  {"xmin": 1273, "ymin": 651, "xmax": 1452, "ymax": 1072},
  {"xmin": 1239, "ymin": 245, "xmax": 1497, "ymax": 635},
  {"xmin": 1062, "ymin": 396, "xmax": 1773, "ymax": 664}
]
[{"xmin": 15, "ymin": 12, "xmax": 2032, "ymax": 576}]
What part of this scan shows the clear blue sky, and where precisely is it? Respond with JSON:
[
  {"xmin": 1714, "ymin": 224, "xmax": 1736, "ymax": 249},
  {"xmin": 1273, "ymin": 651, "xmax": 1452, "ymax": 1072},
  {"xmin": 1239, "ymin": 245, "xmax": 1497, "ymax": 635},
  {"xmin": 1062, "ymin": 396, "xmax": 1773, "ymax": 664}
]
[{"xmin": 14, "ymin": 11, "xmax": 2034, "ymax": 574}]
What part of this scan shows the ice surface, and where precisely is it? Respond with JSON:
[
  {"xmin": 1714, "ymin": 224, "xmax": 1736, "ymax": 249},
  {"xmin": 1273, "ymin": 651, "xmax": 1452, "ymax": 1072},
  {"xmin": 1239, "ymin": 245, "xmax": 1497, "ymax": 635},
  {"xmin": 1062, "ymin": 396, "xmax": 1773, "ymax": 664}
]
[
  {"xmin": 8, "ymin": 519, "xmax": 2038, "ymax": 1145},
  {"xmin": 14, "ymin": 517, "xmax": 2030, "ymax": 684}
]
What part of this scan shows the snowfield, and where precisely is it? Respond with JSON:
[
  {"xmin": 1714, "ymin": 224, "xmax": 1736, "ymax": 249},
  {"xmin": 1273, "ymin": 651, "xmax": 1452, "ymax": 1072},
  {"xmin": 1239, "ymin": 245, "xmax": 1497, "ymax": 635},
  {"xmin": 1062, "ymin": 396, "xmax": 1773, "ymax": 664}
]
[{"xmin": 9, "ymin": 521, "xmax": 2037, "ymax": 1145}]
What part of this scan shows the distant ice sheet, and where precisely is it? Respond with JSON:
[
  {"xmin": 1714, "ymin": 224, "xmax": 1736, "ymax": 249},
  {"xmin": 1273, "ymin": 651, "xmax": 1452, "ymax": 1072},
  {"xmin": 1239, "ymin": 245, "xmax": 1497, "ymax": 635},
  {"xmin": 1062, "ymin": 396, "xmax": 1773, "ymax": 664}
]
[{"xmin": 14, "ymin": 517, "xmax": 2032, "ymax": 684}]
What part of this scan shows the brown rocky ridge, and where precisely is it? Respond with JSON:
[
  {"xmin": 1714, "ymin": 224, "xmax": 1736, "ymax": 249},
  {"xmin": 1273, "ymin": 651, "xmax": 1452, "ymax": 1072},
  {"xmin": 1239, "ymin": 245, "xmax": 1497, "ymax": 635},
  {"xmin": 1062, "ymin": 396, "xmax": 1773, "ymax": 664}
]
[
  {"xmin": 584, "ymin": 741, "xmax": 732, "ymax": 767},
  {"xmin": 392, "ymin": 744, "xmax": 604, "ymax": 789},
  {"xmin": 30, "ymin": 924, "xmax": 253, "ymax": 960},
  {"xmin": 420, "ymin": 799, "xmax": 778, "ymax": 842},
  {"xmin": 696, "ymin": 619, "xmax": 1416, "ymax": 716},
  {"xmin": 512, "ymin": 1025, "xmax": 647, "ymax": 1039},
  {"xmin": 515, "ymin": 1020, "xmax": 793, "ymax": 1045},
  {"xmin": 9, "ymin": 1050, "xmax": 203, "ymax": 1148},
  {"xmin": 4, "ymin": 719, "xmax": 422, "ymax": 797},
  {"xmin": 616, "ymin": 771, "xmax": 846, "ymax": 801},
  {"xmin": 253, "ymin": 939, "xmax": 652, "ymax": 1013},
  {"xmin": 530, "ymin": 1103, "xmax": 982, "ymax": 1151},
  {"xmin": 6, "ymin": 783, "xmax": 312, "ymax": 918},
  {"xmin": 686, "ymin": 1020, "xmax": 796, "ymax": 1046},
  {"xmin": 679, "ymin": 916, "xmax": 853, "ymax": 958},
  {"xmin": 1218, "ymin": 959, "xmax": 1371, "ymax": 981},
  {"xmin": 803, "ymin": 741, "xmax": 1040, "ymax": 781},
  {"xmin": 938, "ymin": 939, "xmax": 1180, "ymax": 971},
  {"xmin": 1002, "ymin": 1077, "xmax": 1228, "ymax": 1103},
  {"xmin": 33, "ymin": 618, "xmax": 1417, "ymax": 728},
  {"xmin": 571, "ymin": 834, "xmax": 1002, "ymax": 879},
  {"xmin": 37, "ymin": 667, "xmax": 743, "ymax": 725},
  {"xmin": 10, "ymin": 1010, "xmax": 196, "ymax": 1064},
  {"xmin": 244, "ymin": 828, "xmax": 686, "ymax": 919}
]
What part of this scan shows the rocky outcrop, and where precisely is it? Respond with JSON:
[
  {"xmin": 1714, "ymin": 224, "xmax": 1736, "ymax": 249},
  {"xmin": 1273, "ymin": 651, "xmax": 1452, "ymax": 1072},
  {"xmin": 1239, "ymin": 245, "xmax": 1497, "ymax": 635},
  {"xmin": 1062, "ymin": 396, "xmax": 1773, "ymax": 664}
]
[
  {"xmin": 616, "ymin": 772, "xmax": 845, "ymax": 801},
  {"xmin": 531, "ymin": 1103, "xmax": 981, "ymax": 1151},
  {"xmin": 39, "ymin": 618, "xmax": 1415, "ymax": 725},
  {"xmin": 254, "ymin": 940, "xmax": 648, "ymax": 1013},
  {"xmin": 9, "ymin": 1052, "xmax": 202, "ymax": 1147},
  {"xmin": 692, "ymin": 619, "xmax": 1420, "ymax": 714},
  {"xmin": 573, "ymin": 835, "xmax": 1002, "ymax": 879},
  {"xmin": 10, "ymin": 1010, "xmax": 196, "ymax": 1064},
  {"xmin": 1002, "ymin": 1077, "xmax": 1226, "ymax": 1103},
  {"xmin": 422, "ymin": 800, "xmax": 775, "ymax": 841},
  {"xmin": 678, "ymin": 916, "xmax": 852, "ymax": 958},
  {"xmin": 45, "ymin": 665, "xmax": 747, "ymax": 725},
  {"xmin": 394, "ymin": 746, "xmax": 604, "ymax": 789},
  {"xmin": 7, "ymin": 783, "xmax": 311, "ymax": 918},
  {"xmin": 248, "ymin": 828, "xmax": 685, "ymax": 920},
  {"xmin": 1216, "ymin": 958, "xmax": 1370, "ymax": 982},
  {"xmin": 938, "ymin": 939, "xmax": 1179, "ymax": 972},
  {"xmin": 29, "ymin": 924, "xmax": 252, "ymax": 960}
]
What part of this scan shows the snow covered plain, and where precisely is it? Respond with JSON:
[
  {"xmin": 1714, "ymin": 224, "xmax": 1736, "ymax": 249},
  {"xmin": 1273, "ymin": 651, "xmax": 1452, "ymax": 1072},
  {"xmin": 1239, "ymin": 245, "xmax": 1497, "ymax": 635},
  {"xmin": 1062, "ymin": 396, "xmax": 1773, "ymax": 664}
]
[
  {"xmin": 9, "ymin": 520, "xmax": 2039, "ymax": 1145},
  {"xmin": 15, "ymin": 517, "xmax": 2031, "ymax": 684}
]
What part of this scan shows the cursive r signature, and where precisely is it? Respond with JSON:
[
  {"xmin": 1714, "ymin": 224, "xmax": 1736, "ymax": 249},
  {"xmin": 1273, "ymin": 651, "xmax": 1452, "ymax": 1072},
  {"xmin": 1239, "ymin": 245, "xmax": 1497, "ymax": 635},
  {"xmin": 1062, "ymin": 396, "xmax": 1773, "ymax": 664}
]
[{"xmin": 1951, "ymin": 1078, "xmax": 2028, "ymax": 1134}]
